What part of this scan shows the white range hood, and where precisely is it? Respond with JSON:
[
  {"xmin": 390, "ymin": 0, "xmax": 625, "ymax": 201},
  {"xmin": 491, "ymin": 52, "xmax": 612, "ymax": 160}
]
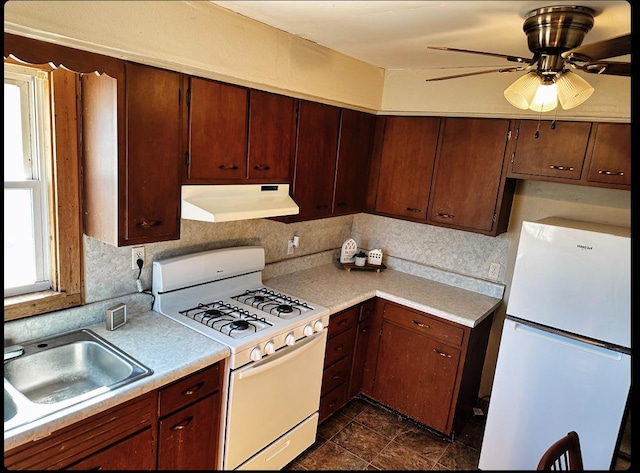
[{"xmin": 181, "ymin": 184, "xmax": 299, "ymax": 223}]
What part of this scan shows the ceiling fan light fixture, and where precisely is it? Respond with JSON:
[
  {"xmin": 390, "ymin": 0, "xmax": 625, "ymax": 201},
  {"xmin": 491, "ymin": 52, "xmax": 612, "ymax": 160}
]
[
  {"xmin": 556, "ymin": 70, "xmax": 594, "ymax": 109},
  {"xmin": 529, "ymin": 80, "xmax": 558, "ymax": 112},
  {"xmin": 503, "ymin": 72, "xmax": 540, "ymax": 110}
]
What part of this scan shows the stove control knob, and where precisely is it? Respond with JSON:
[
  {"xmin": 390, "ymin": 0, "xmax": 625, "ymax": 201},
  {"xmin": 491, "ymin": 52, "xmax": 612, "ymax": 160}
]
[
  {"xmin": 285, "ymin": 333, "xmax": 296, "ymax": 346},
  {"xmin": 250, "ymin": 346, "xmax": 263, "ymax": 361},
  {"xmin": 313, "ymin": 320, "xmax": 324, "ymax": 332},
  {"xmin": 264, "ymin": 340, "xmax": 276, "ymax": 355},
  {"xmin": 303, "ymin": 324, "xmax": 313, "ymax": 336}
]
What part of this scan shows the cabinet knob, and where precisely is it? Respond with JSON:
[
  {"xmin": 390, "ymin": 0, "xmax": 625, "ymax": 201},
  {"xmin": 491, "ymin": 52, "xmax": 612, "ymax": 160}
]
[
  {"xmin": 171, "ymin": 415, "xmax": 194, "ymax": 430},
  {"xmin": 137, "ymin": 219, "xmax": 161, "ymax": 228},
  {"xmin": 433, "ymin": 348, "xmax": 452, "ymax": 358},
  {"xmin": 182, "ymin": 381, "xmax": 204, "ymax": 396},
  {"xmin": 219, "ymin": 164, "xmax": 239, "ymax": 170}
]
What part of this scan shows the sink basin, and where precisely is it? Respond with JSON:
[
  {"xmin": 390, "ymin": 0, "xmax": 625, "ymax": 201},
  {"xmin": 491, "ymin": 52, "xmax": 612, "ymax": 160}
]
[
  {"xmin": 4, "ymin": 329, "xmax": 153, "ymax": 433},
  {"xmin": 5, "ymin": 386, "xmax": 18, "ymax": 422}
]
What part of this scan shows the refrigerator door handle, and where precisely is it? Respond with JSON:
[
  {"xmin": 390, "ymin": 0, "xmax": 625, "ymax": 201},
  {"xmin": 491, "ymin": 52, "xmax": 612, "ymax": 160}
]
[{"xmin": 512, "ymin": 321, "xmax": 625, "ymax": 361}]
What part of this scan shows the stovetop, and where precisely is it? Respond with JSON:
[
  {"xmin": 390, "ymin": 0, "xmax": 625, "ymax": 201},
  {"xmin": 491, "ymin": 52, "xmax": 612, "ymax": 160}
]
[{"xmin": 151, "ymin": 246, "xmax": 330, "ymax": 369}]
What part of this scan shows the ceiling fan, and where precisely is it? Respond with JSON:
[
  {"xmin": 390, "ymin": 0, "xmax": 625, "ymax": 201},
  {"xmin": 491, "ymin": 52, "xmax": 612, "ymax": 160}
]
[{"xmin": 425, "ymin": 5, "xmax": 630, "ymax": 112}]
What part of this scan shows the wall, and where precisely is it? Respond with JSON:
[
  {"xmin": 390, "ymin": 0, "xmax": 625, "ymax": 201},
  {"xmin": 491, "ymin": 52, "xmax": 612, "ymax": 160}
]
[{"xmin": 5, "ymin": 0, "xmax": 631, "ymax": 399}]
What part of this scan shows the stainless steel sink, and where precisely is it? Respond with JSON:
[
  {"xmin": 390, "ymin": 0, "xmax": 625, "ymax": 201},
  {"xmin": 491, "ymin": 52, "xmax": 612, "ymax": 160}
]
[{"xmin": 4, "ymin": 329, "xmax": 153, "ymax": 433}]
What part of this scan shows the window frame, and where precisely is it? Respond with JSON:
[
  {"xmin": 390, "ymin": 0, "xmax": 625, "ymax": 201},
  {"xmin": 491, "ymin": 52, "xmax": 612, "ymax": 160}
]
[
  {"xmin": 4, "ymin": 59, "xmax": 84, "ymax": 321},
  {"xmin": 4, "ymin": 64, "xmax": 53, "ymax": 297}
]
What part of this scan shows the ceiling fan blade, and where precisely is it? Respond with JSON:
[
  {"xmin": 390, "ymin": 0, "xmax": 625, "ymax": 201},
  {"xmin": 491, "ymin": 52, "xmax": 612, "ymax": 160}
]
[
  {"xmin": 425, "ymin": 66, "xmax": 525, "ymax": 82},
  {"xmin": 562, "ymin": 34, "xmax": 630, "ymax": 62},
  {"xmin": 577, "ymin": 61, "xmax": 631, "ymax": 76},
  {"xmin": 427, "ymin": 46, "xmax": 533, "ymax": 64}
]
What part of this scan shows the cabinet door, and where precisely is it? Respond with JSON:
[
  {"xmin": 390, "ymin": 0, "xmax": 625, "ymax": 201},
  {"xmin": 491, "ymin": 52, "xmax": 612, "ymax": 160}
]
[
  {"xmin": 125, "ymin": 62, "xmax": 183, "ymax": 243},
  {"xmin": 333, "ymin": 109, "xmax": 376, "ymax": 215},
  {"xmin": 158, "ymin": 392, "xmax": 221, "ymax": 470},
  {"xmin": 428, "ymin": 118, "xmax": 511, "ymax": 233},
  {"xmin": 292, "ymin": 100, "xmax": 341, "ymax": 219},
  {"xmin": 185, "ymin": 77, "xmax": 248, "ymax": 181},
  {"xmin": 247, "ymin": 90, "xmax": 297, "ymax": 181},
  {"xmin": 508, "ymin": 120, "xmax": 591, "ymax": 180},
  {"xmin": 585, "ymin": 122, "xmax": 630, "ymax": 187},
  {"xmin": 373, "ymin": 320, "xmax": 460, "ymax": 433},
  {"xmin": 67, "ymin": 428, "xmax": 155, "ymax": 470},
  {"xmin": 348, "ymin": 316, "xmax": 372, "ymax": 399},
  {"xmin": 374, "ymin": 117, "xmax": 440, "ymax": 219}
]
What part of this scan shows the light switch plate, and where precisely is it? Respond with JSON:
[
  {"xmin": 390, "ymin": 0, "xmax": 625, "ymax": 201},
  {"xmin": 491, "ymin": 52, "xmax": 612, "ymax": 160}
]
[{"xmin": 106, "ymin": 303, "xmax": 127, "ymax": 331}]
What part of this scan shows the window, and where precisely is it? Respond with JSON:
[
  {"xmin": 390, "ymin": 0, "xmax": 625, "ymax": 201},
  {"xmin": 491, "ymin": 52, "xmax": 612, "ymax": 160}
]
[
  {"xmin": 4, "ymin": 59, "xmax": 83, "ymax": 321},
  {"xmin": 4, "ymin": 63, "xmax": 52, "ymax": 297}
]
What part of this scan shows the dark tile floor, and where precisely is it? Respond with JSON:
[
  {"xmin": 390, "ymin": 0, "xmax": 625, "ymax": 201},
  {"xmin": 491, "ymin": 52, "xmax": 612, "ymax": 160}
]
[{"xmin": 285, "ymin": 396, "xmax": 631, "ymax": 471}]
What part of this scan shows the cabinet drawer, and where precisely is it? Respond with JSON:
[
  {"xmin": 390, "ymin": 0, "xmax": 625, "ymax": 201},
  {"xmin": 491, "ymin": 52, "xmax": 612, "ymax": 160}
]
[
  {"xmin": 383, "ymin": 303, "xmax": 465, "ymax": 347},
  {"xmin": 322, "ymin": 354, "xmax": 352, "ymax": 395},
  {"xmin": 324, "ymin": 326, "xmax": 356, "ymax": 368},
  {"xmin": 159, "ymin": 363, "xmax": 220, "ymax": 417},
  {"xmin": 4, "ymin": 392, "xmax": 155, "ymax": 470},
  {"xmin": 319, "ymin": 382, "xmax": 349, "ymax": 423},
  {"xmin": 328, "ymin": 306, "xmax": 359, "ymax": 338}
]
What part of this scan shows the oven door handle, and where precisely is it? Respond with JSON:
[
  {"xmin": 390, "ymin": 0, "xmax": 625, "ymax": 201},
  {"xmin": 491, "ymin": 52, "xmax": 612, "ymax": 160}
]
[{"xmin": 238, "ymin": 330, "xmax": 326, "ymax": 380}]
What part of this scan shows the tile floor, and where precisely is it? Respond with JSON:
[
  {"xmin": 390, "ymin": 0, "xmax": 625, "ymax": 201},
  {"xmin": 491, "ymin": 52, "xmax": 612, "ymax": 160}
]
[{"xmin": 285, "ymin": 396, "xmax": 631, "ymax": 471}]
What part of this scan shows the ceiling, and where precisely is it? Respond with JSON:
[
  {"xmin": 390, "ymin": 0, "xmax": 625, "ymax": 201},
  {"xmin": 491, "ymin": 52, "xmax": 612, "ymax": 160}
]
[{"xmin": 210, "ymin": 1, "xmax": 631, "ymax": 77}]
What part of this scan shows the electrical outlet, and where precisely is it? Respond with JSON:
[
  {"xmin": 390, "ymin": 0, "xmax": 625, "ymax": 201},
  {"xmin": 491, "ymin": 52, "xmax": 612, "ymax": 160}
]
[
  {"xmin": 132, "ymin": 246, "xmax": 145, "ymax": 270},
  {"xmin": 488, "ymin": 262, "xmax": 500, "ymax": 280}
]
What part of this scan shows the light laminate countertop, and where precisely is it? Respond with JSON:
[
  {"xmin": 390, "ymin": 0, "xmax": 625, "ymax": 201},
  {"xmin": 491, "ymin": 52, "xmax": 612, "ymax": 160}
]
[{"xmin": 5, "ymin": 262, "xmax": 501, "ymax": 451}]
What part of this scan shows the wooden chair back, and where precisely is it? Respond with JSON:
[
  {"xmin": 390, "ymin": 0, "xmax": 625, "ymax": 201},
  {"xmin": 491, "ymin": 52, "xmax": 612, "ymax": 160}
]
[{"xmin": 537, "ymin": 430, "xmax": 584, "ymax": 470}]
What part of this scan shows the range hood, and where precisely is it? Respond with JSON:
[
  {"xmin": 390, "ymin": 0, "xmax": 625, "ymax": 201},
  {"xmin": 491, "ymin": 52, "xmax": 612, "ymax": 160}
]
[{"xmin": 181, "ymin": 184, "xmax": 299, "ymax": 223}]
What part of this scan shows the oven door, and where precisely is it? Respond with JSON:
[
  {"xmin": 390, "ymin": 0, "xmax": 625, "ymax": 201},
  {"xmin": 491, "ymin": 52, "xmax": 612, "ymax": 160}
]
[{"xmin": 224, "ymin": 329, "xmax": 328, "ymax": 470}]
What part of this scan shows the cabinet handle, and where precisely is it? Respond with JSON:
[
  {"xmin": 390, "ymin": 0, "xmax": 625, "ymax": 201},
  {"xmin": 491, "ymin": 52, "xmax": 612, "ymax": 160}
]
[
  {"xmin": 338, "ymin": 319, "xmax": 349, "ymax": 326},
  {"xmin": 253, "ymin": 164, "xmax": 271, "ymax": 171},
  {"xmin": 549, "ymin": 165, "xmax": 574, "ymax": 171},
  {"xmin": 315, "ymin": 204, "xmax": 329, "ymax": 210},
  {"xmin": 171, "ymin": 415, "xmax": 194, "ymax": 430},
  {"xmin": 435, "ymin": 212, "xmax": 454, "ymax": 219},
  {"xmin": 332, "ymin": 372, "xmax": 342, "ymax": 380},
  {"xmin": 360, "ymin": 327, "xmax": 369, "ymax": 333},
  {"xmin": 433, "ymin": 348, "xmax": 452, "ymax": 358},
  {"xmin": 336, "ymin": 202, "xmax": 347, "ymax": 207},
  {"xmin": 182, "ymin": 381, "xmax": 204, "ymax": 396},
  {"xmin": 598, "ymin": 170, "xmax": 624, "ymax": 176},
  {"xmin": 405, "ymin": 207, "xmax": 421, "ymax": 213},
  {"xmin": 412, "ymin": 320, "xmax": 430, "ymax": 329},
  {"xmin": 137, "ymin": 219, "xmax": 161, "ymax": 228},
  {"xmin": 219, "ymin": 164, "xmax": 239, "ymax": 170},
  {"xmin": 335, "ymin": 344, "xmax": 344, "ymax": 352}
]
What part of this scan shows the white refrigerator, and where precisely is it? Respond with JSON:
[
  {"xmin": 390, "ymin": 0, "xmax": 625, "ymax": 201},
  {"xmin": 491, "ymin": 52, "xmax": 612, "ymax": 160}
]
[{"xmin": 478, "ymin": 217, "xmax": 631, "ymax": 470}]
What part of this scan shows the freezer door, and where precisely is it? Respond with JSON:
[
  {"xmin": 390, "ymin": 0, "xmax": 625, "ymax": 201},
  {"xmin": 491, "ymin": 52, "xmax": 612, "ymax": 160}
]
[
  {"xmin": 508, "ymin": 219, "xmax": 630, "ymax": 348},
  {"xmin": 479, "ymin": 318, "xmax": 630, "ymax": 470}
]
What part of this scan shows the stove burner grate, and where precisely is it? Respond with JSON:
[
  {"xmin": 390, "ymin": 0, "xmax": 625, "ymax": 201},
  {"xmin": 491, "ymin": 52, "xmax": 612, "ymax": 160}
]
[
  {"xmin": 231, "ymin": 288, "xmax": 314, "ymax": 319},
  {"xmin": 179, "ymin": 301, "xmax": 271, "ymax": 338}
]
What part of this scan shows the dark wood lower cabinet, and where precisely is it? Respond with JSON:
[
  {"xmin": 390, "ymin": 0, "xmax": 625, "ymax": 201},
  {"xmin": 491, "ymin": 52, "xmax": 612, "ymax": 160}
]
[
  {"xmin": 322, "ymin": 298, "xmax": 494, "ymax": 440},
  {"xmin": 370, "ymin": 301, "xmax": 493, "ymax": 438},
  {"xmin": 4, "ymin": 362, "xmax": 224, "ymax": 471},
  {"xmin": 66, "ymin": 428, "xmax": 155, "ymax": 470},
  {"xmin": 157, "ymin": 392, "xmax": 221, "ymax": 470}
]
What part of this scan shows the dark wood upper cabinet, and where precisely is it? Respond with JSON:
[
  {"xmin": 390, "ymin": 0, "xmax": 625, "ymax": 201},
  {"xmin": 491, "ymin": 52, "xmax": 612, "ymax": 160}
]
[
  {"xmin": 428, "ymin": 117, "xmax": 513, "ymax": 235},
  {"xmin": 333, "ymin": 109, "xmax": 376, "ymax": 215},
  {"xmin": 247, "ymin": 89, "xmax": 298, "ymax": 182},
  {"xmin": 83, "ymin": 61, "xmax": 183, "ymax": 246},
  {"xmin": 291, "ymin": 100, "xmax": 341, "ymax": 220},
  {"xmin": 184, "ymin": 77, "xmax": 249, "ymax": 182},
  {"xmin": 373, "ymin": 116, "xmax": 441, "ymax": 220},
  {"xmin": 508, "ymin": 120, "xmax": 592, "ymax": 181},
  {"xmin": 584, "ymin": 122, "xmax": 630, "ymax": 188}
]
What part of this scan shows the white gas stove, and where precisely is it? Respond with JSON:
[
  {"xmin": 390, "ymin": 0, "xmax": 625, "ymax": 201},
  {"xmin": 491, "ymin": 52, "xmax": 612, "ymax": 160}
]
[
  {"xmin": 152, "ymin": 246, "xmax": 329, "ymax": 369},
  {"xmin": 152, "ymin": 246, "xmax": 330, "ymax": 470}
]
